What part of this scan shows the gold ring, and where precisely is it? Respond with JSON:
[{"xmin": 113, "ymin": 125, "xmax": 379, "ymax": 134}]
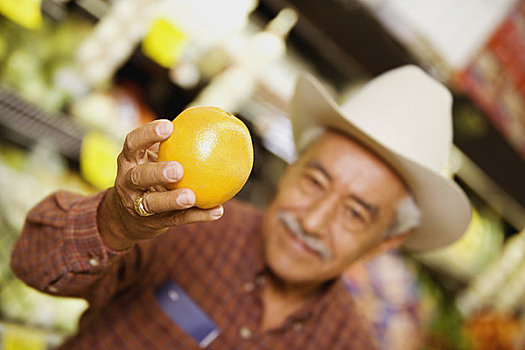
[{"xmin": 133, "ymin": 192, "xmax": 154, "ymax": 217}]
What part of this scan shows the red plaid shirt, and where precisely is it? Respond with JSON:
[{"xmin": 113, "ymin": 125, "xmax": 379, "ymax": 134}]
[{"xmin": 11, "ymin": 191, "xmax": 377, "ymax": 349}]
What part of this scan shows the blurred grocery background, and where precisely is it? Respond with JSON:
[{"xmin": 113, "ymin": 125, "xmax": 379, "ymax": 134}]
[{"xmin": 0, "ymin": 0, "xmax": 524, "ymax": 349}]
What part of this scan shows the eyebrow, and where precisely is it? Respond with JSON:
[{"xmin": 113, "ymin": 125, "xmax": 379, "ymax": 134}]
[
  {"xmin": 306, "ymin": 161, "xmax": 332, "ymax": 182},
  {"xmin": 351, "ymin": 195, "xmax": 379, "ymax": 218},
  {"xmin": 306, "ymin": 160, "xmax": 379, "ymax": 217}
]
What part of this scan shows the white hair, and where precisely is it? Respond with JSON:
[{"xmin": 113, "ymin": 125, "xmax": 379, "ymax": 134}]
[{"xmin": 386, "ymin": 195, "xmax": 421, "ymax": 237}]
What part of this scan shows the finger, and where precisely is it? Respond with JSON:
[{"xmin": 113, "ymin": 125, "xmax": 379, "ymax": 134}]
[
  {"xmin": 127, "ymin": 161, "xmax": 183, "ymax": 190},
  {"xmin": 142, "ymin": 188, "xmax": 196, "ymax": 214},
  {"xmin": 169, "ymin": 206, "xmax": 224, "ymax": 226},
  {"xmin": 123, "ymin": 120, "xmax": 173, "ymax": 159}
]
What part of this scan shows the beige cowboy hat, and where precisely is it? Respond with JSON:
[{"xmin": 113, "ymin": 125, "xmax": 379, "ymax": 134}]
[{"xmin": 289, "ymin": 65, "xmax": 472, "ymax": 252}]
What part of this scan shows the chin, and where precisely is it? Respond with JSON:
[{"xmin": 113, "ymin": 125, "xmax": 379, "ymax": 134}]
[
  {"xmin": 264, "ymin": 247, "xmax": 335, "ymax": 286},
  {"xmin": 267, "ymin": 257, "xmax": 313, "ymax": 284}
]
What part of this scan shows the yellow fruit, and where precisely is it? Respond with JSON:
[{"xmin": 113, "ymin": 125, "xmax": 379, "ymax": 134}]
[{"xmin": 158, "ymin": 106, "xmax": 254, "ymax": 209}]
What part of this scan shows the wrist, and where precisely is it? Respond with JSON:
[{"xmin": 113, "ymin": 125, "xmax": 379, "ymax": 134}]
[{"xmin": 97, "ymin": 188, "xmax": 136, "ymax": 251}]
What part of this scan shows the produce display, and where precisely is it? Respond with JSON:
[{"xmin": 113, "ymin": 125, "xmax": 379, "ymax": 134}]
[
  {"xmin": 463, "ymin": 310, "xmax": 525, "ymax": 350},
  {"xmin": 0, "ymin": 143, "xmax": 94, "ymax": 341},
  {"xmin": 0, "ymin": 15, "xmax": 92, "ymax": 112}
]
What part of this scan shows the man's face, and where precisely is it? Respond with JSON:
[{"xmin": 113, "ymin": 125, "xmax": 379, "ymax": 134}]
[{"xmin": 262, "ymin": 131, "xmax": 408, "ymax": 285}]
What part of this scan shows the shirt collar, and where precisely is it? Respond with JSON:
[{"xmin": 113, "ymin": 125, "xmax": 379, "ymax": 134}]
[{"xmin": 286, "ymin": 277, "xmax": 345, "ymax": 323}]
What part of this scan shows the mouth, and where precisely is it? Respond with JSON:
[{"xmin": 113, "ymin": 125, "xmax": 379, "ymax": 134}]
[{"xmin": 277, "ymin": 211, "xmax": 332, "ymax": 260}]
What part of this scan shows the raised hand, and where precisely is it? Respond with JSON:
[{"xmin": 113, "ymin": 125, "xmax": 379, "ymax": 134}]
[{"xmin": 98, "ymin": 119, "xmax": 224, "ymax": 251}]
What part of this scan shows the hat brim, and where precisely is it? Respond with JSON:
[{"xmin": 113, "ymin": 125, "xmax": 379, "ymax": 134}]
[{"xmin": 290, "ymin": 73, "xmax": 472, "ymax": 252}]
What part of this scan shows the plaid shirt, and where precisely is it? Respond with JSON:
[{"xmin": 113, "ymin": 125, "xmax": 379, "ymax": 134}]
[{"xmin": 11, "ymin": 191, "xmax": 377, "ymax": 350}]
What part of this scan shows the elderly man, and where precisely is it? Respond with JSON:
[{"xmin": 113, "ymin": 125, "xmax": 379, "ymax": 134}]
[{"xmin": 11, "ymin": 66, "xmax": 471, "ymax": 349}]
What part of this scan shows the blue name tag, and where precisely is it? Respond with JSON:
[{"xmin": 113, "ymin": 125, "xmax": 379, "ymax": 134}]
[{"xmin": 155, "ymin": 280, "xmax": 220, "ymax": 348}]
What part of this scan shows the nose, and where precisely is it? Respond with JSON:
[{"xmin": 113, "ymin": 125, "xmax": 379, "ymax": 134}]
[{"xmin": 299, "ymin": 195, "xmax": 337, "ymax": 237}]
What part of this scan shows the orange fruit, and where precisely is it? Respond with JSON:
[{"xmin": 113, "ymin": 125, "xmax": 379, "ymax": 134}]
[{"xmin": 158, "ymin": 106, "xmax": 254, "ymax": 209}]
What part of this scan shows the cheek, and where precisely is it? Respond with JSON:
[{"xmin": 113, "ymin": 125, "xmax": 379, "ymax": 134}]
[
  {"xmin": 332, "ymin": 236, "xmax": 361, "ymax": 268},
  {"xmin": 332, "ymin": 230, "xmax": 384, "ymax": 266},
  {"xmin": 272, "ymin": 183, "xmax": 315, "ymax": 214},
  {"xmin": 276, "ymin": 185, "xmax": 301, "ymax": 202},
  {"xmin": 261, "ymin": 207, "xmax": 285, "ymax": 254}
]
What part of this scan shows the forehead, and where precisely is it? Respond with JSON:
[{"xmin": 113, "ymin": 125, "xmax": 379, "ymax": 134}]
[{"xmin": 297, "ymin": 131, "xmax": 407, "ymax": 196}]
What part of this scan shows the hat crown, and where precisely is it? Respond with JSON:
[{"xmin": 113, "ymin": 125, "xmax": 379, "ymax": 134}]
[{"xmin": 339, "ymin": 66, "xmax": 453, "ymax": 172}]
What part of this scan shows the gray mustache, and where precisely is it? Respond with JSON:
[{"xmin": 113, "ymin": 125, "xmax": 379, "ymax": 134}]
[{"xmin": 277, "ymin": 211, "xmax": 332, "ymax": 260}]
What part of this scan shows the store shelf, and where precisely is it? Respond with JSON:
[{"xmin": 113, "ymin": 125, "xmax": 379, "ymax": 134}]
[{"xmin": 0, "ymin": 86, "xmax": 86, "ymax": 164}]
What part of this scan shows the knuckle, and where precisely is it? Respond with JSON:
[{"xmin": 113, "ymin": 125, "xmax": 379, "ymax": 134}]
[
  {"xmin": 142, "ymin": 193, "xmax": 152, "ymax": 213},
  {"xmin": 163, "ymin": 194, "xmax": 173, "ymax": 211},
  {"xmin": 129, "ymin": 167, "xmax": 141, "ymax": 186},
  {"xmin": 124, "ymin": 134, "xmax": 134, "ymax": 152},
  {"xmin": 117, "ymin": 152, "xmax": 131, "ymax": 167},
  {"xmin": 172, "ymin": 209, "xmax": 194, "ymax": 226},
  {"xmin": 117, "ymin": 153, "xmax": 124, "ymax": 165},
  {"xmin": 170, "ymin": 212, "xmax": 184, "ymax": 226},
  {"xmin": 178, "ymin": 210, "xmax": 189, "ymax": 223},
  {"xmin": 181, "ymin": 210, "xmax": 196, "ymax": 224},
  {"xmin": 116, "ymin": 156, "xmax": 128, "ymax": 175}
]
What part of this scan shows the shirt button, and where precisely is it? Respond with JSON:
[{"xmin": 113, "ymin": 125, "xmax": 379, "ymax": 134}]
[
  {"xmin": 89, "ymin": 258, "xmax": 100, "ymax": 267},
  {"xmin": 255, "ymin": 275, "xmax": 265, "ymax": 286},
  {"xmin": 48, "ymin": 286, "xmax": 58, "ymax": 293},
  {"xmin": 243, "ymin": 283, "xmax": 254, "ymax": 292},
  {"xmin": 239, "ymin": 326, "xmax": 252, "ymax": 339},
  {"xmin": 168, "ymin": 290, "xmax": 180, "ymax": 301}
]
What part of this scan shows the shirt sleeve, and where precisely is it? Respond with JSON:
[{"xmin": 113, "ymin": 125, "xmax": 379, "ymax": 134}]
[{"xmin": 10, "ymin": 190, "xmax": 150, "ymax": 309}]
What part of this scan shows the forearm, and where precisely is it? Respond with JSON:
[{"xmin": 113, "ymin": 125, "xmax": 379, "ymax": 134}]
[{"xmin": 10, "ymin": 191, "xmax": 136, "ymax": 305}]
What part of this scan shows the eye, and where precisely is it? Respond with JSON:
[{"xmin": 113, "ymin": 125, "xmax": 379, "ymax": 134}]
[
  {"xmin": 299, "ymin": 173, "xmax": 324, "ymax": 194},
  {"xmin": 341, "ymin": 203, "xmax": 375, "ymax": 231},
  {"xmin": 344, "ymin": 205, "xmax": 369, "ymax": 228},
  {"xmin": 308, "ymin": 175, "xmax": 322, "ymax": 188},
  {"xmin": 348, "ymin": 207, "xmax": 363, "ymax": 220}
]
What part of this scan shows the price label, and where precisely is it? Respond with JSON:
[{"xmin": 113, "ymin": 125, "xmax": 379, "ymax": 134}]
[
  {"xmin": 142, "ymin": 18, "xmax": 189, "ymax": 68},
  {"xmin": 0, "ymin": 0, "xmax": 42, "ymax": 29}
]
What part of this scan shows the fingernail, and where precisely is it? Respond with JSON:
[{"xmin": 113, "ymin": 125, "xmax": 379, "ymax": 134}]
[
  {"xmin": 156, "ymin": 122, "xmax": 173, "ymax": 136},
  {"xmin": 177, "ymin": 195, "xmax": 192, "ymax": 206},
  {"xmin": 164, "ymin": 164, "xmax": 181, "ymax": 181},
  {"xmin": 210, "ymin": 207, "xmax": 223, "ymax": 219}
]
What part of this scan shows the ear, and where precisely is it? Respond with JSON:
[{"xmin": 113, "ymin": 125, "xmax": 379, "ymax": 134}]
[{"xmin": 356, "ymin": 232, "xmax": 409, "ymax": 264}]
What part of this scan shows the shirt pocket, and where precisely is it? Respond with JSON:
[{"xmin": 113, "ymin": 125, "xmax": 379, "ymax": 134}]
[{"xmin": 148, "ymin": 283, "xmax": 221, "ymax": 349}]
